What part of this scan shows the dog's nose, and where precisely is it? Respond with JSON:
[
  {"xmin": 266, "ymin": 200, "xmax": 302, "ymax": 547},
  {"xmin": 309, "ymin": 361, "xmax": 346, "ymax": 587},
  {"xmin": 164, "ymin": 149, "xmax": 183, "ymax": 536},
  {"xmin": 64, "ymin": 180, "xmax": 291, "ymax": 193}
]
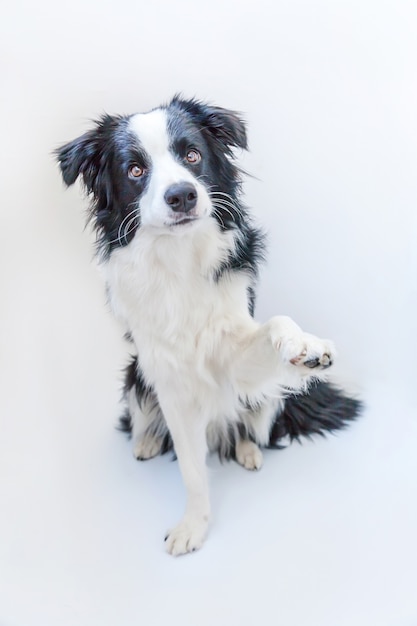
[{"xmin": 164, "ymin": 182, "xmax": 197, "ymax": 213}]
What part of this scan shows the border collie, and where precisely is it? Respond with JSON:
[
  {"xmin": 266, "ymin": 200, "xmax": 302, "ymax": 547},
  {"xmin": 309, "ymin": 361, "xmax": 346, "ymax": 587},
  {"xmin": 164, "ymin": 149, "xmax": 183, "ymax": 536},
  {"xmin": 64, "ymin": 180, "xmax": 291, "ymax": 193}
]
[{"xmin": 56, "ymin": 96, "xmax": 360, "ymax": 556}]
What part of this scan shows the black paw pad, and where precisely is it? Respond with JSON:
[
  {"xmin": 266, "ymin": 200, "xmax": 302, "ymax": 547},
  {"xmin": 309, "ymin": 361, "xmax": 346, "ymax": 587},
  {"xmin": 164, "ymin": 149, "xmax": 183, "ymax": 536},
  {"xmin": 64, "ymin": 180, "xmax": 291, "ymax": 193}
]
[
  {"xmin": 304, "ymin": 357, "xmax": 320, "ymax": 368},
  {"xmin": 304, "ymin": 354, "xmax": 332, "ymax": 369}
]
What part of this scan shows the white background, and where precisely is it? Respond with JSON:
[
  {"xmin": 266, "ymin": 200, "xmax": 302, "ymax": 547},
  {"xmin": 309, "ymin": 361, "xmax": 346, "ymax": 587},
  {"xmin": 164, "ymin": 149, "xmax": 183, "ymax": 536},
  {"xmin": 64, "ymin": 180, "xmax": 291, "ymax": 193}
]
[{"xmin": 1, "ymin": 0, "xmax": 416, "ymax": 624}]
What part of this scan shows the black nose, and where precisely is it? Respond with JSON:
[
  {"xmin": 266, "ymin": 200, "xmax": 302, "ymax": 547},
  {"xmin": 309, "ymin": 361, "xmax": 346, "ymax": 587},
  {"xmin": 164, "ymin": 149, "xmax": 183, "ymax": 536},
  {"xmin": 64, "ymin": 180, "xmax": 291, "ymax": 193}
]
[{"xmin": 164, "ymin": 182, "xmax": 197, "ymax": 213}]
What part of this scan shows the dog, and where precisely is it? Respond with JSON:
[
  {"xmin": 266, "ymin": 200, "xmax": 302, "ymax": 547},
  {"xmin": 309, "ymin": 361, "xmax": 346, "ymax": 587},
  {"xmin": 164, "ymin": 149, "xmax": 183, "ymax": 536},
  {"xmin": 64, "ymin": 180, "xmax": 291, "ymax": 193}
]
[{"xmin": 56, "ymin": 96, "xmax": 361, "ymax": 556}]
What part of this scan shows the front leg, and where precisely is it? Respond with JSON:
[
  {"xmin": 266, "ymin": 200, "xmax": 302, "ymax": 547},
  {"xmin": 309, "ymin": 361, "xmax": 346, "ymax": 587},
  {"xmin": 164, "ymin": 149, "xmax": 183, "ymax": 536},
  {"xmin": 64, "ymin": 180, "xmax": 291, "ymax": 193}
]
[
  {"xmin": 157, "ymin": 393, "xmax": 210, "ymax": 556},
  {"xmin": 234, "ymin": 315, "xmax": 335, "ymax": 396}
]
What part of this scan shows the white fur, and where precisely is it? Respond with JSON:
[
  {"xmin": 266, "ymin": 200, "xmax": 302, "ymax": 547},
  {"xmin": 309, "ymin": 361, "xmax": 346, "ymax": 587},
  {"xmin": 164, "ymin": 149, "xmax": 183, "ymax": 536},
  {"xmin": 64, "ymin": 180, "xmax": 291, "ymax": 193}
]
[{"xmin": 102, "ymin": 113, "xmax": 334, "ymax": 555}]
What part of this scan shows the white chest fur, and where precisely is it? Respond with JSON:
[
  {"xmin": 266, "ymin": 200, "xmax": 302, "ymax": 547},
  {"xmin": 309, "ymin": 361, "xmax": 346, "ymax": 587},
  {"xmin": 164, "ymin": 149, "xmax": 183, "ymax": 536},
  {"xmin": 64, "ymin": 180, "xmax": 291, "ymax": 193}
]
[{"xmin": 103, "ymin": 220, "xmax": 253, "ymax": 394}]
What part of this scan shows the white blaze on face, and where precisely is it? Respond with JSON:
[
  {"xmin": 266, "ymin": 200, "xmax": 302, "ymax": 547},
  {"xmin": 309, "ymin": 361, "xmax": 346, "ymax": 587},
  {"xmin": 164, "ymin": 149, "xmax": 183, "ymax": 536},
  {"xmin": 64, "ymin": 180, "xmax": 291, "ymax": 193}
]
[
  {"xmin": 129, "ymin": 109, "xmax": 211, "ymax": 228},
  {"xmin": 129, "ymin": 109, "xmax": 170, "ymax": 156}
]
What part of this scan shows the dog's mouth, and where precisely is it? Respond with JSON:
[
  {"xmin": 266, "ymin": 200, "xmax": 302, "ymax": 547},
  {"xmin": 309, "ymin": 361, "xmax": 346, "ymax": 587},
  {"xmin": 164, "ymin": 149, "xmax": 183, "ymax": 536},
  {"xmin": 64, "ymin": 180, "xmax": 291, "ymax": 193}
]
[{"xmin": 169, "ymin": 214, "xmax": 199, "ymax": 227}]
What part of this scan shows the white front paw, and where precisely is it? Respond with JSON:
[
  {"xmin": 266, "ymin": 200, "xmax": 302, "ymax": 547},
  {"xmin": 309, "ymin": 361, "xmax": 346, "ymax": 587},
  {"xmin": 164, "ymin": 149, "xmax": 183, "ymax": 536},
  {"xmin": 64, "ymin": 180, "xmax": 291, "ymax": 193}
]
[
  {"xmin": 269, "ymin": 316, "xmax": 335, "ymax": 373},
  {"xmin": 292, "ymin": 332, "xmax": 335, "ymax": 371},
  {"xmin": 165, "ymin": 516, "xmax": 209, "ymax": 556}
]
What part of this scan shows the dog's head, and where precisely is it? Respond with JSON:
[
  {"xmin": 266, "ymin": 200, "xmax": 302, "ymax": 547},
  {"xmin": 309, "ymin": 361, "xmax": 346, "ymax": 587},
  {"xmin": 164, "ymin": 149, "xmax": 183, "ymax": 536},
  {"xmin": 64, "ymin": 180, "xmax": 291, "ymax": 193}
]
[{"xmin": 56, "ymin": 96, "xmax": 247, "ymax": 255}]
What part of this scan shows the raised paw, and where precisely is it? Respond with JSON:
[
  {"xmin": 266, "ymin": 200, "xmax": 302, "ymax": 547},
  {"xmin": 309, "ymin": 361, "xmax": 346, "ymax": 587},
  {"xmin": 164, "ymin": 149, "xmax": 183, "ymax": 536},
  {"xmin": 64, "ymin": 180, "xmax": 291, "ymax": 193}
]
[
  {"xmin": 235, "ymin": 440, "xmax": 263, "ymax": 470},
  {"xmin": 133, "ymin": 432, "xmax": 164, "ymax": 460},
  {"xmin": 287, "ymin": 331, "xmax": 335, "ymax": 372},
  {"xmin": 165, "ymin": 516, "xmax": 209, "ymax": 556},
  {"xmin": 269, "ymin": 316, "xmax": 335, "ymax": 374}
]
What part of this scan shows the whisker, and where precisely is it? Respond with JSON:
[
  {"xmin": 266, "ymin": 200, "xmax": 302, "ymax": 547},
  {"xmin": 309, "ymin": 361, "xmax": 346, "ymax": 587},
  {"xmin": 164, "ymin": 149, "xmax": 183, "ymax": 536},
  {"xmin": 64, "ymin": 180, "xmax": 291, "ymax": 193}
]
[
  {"xmin": 208, "ymin": 192, "xmax": 244, "ymax": 219},
  {"xmin": 211, "ymin": 208, "xmax": 225, "ymax": 229},
  {"xmin": 209, "ymin": 190, "xmax": 235, "ymax": 201},
  {"xmin": 106, "ymin": 208, "xmax": 139, "ymax": 246},
  {"xmin": 196, "ymin": 174, "xmax": 211, "ymax": 182},
  {"xmin": 122, "ymin": 216, "xmax": 139, "ymax": 244},
  {"xmin": 208, "ymin": 191, "xmax": 241, "ymax": 209},
  {"xmin": 211, "ymin": 197, "xmax": 245, "ymax": 222},
  {"xmin": 117, "ymin": 207, "xmax": 139, "ymax": 245},
  {"xmin": 212, "ymin": 202, "xmax": 237, "ymax": 224},
  {"xmin": 210, "ymin": 197, "xmax": 241, "ymax": 212},
  {"xmin": 196, "ymin": 176, "xmax": 217, "ymax": 193},
  {"xmin": 215, "ymin": 203, "xmax": 244, "ymax": 222},
  {"xmin": 181, "ymin": 126, "xmax": 203, "ymax": 141},
  {"xmin": 117, "ymin": 213, "xmax": 134, "ymax": 240}
]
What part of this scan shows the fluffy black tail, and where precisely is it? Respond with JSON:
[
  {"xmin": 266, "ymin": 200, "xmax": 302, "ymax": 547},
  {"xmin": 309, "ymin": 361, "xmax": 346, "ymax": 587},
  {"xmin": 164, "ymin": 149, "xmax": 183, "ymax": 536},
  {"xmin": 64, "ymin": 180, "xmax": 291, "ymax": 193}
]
[{"xmin": 269, "ymin": 381, "xmax": 362, "ymax": 446}]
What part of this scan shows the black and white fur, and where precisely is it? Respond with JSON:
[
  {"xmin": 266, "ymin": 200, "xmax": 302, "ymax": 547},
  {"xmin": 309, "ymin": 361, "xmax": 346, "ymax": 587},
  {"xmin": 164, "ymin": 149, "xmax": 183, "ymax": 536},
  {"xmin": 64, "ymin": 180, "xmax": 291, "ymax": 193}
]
[{"xmin": 56, "ymin": 96, "xmax": 360, "ymax": 556}]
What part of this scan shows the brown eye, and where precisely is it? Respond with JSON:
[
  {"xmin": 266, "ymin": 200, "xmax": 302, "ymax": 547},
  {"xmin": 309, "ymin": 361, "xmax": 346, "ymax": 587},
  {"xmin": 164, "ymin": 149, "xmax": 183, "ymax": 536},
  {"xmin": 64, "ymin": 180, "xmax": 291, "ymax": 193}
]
[
  {"xmin": 128, "ymin": 164, "xmax": 144, "ymax": 178},
  {"xmin": 186, "ymin": 149, "xmax": 201, "ymax": 164}
]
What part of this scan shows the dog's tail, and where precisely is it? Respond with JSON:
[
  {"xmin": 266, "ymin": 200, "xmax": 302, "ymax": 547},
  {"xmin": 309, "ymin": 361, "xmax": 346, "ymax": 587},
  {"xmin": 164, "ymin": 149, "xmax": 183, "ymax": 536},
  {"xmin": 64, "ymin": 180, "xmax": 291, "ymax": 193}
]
[{"xmin": 269, "ymin": 381, "xmax": 362, "ymax": 446}]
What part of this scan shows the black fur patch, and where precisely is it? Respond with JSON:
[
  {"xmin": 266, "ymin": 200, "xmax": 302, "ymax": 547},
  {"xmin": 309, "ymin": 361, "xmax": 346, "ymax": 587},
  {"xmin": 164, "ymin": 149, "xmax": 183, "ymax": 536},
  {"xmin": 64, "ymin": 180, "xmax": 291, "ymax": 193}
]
[
  {"xmin": 117, "ymin": 356, "xmax": 154, "ymax": 435},
  {"xmin": 268, "ymin": 381, "xmax": 362, "ymax": 446},
  {"xmin": 118, "ymin": 356, "xmax": 175, "ymax": 456},
  {"xmin": 213, "ymin": 220, "xmax": 266, "ymax": 313}
]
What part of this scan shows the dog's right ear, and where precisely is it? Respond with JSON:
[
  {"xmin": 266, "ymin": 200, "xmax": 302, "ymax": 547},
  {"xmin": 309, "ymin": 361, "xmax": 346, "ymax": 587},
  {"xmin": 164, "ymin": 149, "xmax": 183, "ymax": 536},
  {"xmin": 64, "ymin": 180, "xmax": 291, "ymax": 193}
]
[{"xmin": 55, "ymin": 128, "xmax": 101, "ymax": 192}]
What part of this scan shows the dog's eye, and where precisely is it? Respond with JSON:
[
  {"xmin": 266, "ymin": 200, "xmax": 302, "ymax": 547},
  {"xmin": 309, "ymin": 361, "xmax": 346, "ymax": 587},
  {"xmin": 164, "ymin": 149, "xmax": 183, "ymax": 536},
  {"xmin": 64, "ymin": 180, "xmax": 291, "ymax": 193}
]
[
  {"xmin": 128, "ymin": 164, "xmax": 145, "ymax": 178},
  {"xmin": 186, "ymin": 149, "xmax": 201, "ymax": 164}
]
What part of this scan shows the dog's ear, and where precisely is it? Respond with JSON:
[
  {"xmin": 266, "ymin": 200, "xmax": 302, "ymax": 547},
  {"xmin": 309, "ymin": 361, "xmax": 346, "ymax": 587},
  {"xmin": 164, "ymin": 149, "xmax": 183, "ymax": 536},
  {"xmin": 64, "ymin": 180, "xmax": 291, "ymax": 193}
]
[
  {"xmin": 55, "ymin": 115, "xmax": 121, "ymax": 193},
  {"xmin": 172, "ymin": 96, "xmax": 248, "ymax": 152},
  {"xmin": 200, "ymin": 104, "xmax": 248, "ymax": 151},
  {"xmin": 55, "ymin": 128, "xmax": 101, "ymax": 192}
]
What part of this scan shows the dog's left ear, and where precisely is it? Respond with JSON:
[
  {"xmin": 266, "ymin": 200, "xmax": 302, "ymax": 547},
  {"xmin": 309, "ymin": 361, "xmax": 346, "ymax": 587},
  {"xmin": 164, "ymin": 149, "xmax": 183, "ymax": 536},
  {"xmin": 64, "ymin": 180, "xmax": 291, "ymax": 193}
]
[
  {"xmin": 173, "ymin": 96, "xmax": 248, "ymax": 152},
  {"xmin": 200, "ymin": 104, "xmax": 248, "ymax": 152}
]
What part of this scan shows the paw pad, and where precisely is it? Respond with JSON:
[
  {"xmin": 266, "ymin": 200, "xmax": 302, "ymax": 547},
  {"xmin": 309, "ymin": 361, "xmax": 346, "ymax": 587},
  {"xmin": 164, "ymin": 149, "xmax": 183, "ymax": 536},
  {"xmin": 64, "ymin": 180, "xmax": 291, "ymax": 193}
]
[{"xmin": 304, "ymin": 353, "xmax": 332, "ymax": 369}]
